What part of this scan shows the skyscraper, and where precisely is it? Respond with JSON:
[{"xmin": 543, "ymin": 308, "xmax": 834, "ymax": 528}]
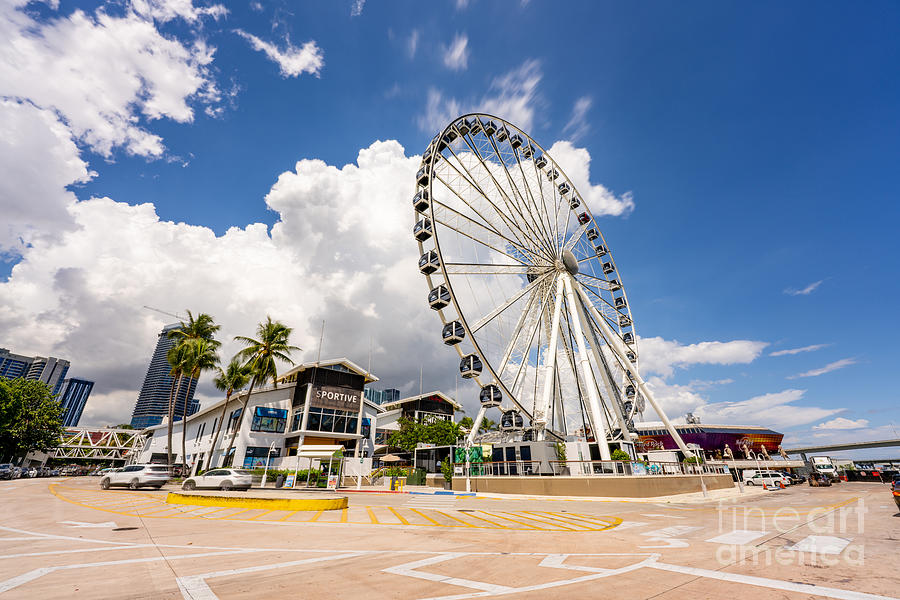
[
  {"xmin": 130, "ymin": 324, "xmax": 199, "ymax": 429},
  {"xmin": 58, "ymin": 378, "xmax": 94, "ymax": 427},
  {"xmin": 0, "ymin": 348, "xmax": 70, "ymax": 395}
]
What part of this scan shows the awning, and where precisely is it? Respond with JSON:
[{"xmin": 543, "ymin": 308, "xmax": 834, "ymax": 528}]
[{"xmin": 297, "ymin": 445, "xmax": 345, "ymax": 459}]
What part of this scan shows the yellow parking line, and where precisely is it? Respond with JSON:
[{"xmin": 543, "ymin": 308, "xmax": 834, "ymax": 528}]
[
  {"xmin": 169, "ymin": 506, "xmax": 210, "ymax": 517},
  {"xmin": 249, "ymin": 510, "xmax": 274, "ymax": 521},
  {"xmin": 198, "ymin": 506, "xmax": 233, "ymax": 518},
  {"xmin": 548, "ymin": 512, "xmax": 615, "ymax": 527},
  {"xmin": 409, "ymin": 508, "xmax": 441, "ymax": 526},
  {"xmin": 137, "ymin": 506, "xmax": 183, "ymax": 516},
  {"xmin": 459, "ymin": 512, "xmax": 508, "ymax": 528},
  {"xmin": 277, "ymin": 510, "xmax": 299, "ymax": 522},
  {"xmin": 340, "ymin": 508, "xmax": 348, "ymax": 523},
  {"xmin": 309, "ymin": 510, "xmax": 325, "ymax": 522},
  {"xmin": 478, "ymin": 511, "xmax": 542, "ymax": 530},
  {"xmin": 434, "ymin": 510, "xmax": 474, "ymax": 527},
  {"xmin": 504, "ymin": 512, "xmax": 579, "ymax": 531},
  {"xmin": 217, "ymin": 508, "xmax": 253, "ymax": 520},
  {"xmin": 366, "ymin": 507, "xmax": 379, "ymax": 524},
  {"xmin": 388, "ymin": 507, "xmax": 410, "ymax": 525}
]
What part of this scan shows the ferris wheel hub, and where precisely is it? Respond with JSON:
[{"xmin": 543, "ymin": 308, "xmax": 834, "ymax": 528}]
[{"xmin": 561, "ymin": 249, "xmax": 579, "ymax": 275}]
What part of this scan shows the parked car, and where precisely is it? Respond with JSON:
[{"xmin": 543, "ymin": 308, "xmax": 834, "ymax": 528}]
[
  {"xmin": 181, "ymin": 469, "xmax": 253, "ymax": 491},
  {"xmin": 809, "ymin": 473, "xmax": 833, "ymax": 487},
  {"xmin": 745, "ymin": 472, "xmax": 790, "ymax": 487},
  {"xmin": 100, "ymin": 464, "xmax": 170, "ymax": 490},
  {"xmin": 0, "ymin": 464, "xmax": 15, "ymax": 480},
  {"xmin": 892, "ymin": 480, "xmax": 900, "ymax": 511},
  {"xmin": 780, "ymin": 471, "xmax": 805, "ymax": 485}
]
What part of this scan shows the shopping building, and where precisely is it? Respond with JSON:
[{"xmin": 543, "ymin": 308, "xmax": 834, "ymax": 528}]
[
  {"xmin": 373, "ymin": 391, "xmax": 460, "ymax": 444},
  {"xmin": 635, "ymin": 422, "xmax": 784, "ymax": 459},
  {"xmin": 134, "ymin": 358, "xmax": 381, "ymax": 473}
]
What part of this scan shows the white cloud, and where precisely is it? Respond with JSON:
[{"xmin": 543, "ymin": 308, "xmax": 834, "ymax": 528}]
[
  {"xmin": 0, "ymin": 2, "xmax": 223, "ymax": 159},
  {"xmin": 637, "ymin": 336, "xmax": 768, "ymax": 379},
  {"xmin": 407, "ymin": 28, "xmax": 420, "ymax": 59},
  {"xmin": 769, "ymin": 343, "xmax": 829, "ymax": 357},
  {"xmin": 235, "ymin": 31, "xmax": 324, "ymax": 78},
  {"xmin": 695, "ymin": 389, "xmax": 843, "ymax": 429},
  {"xmin": 784, "ymin": 279, "xmax": 824, "ymax": 296},
  {"xmin": 546, "ymin": 141, "xmax": 634, "ymax": 217},
  {"xmin": 131, "ymin": 0, "xmax": 228, "ymax": 23},
  {"xmin": 562, "ymin": 96, "xmax": 591, "ymax": 142},
  {"xmin": 455, "ymin": 0, "xmax": 470, "ymax": 9},
  {"xmin": 350, "ymin": 0, "xmax": 365, "ymax": 17},
  {"xmin": 787, "ymin": 357, "xmax": 857, "ymax": 379},
  {"xmin": 442, "ymin": 33, "xmax": 469, "ymax": 71},
  {"xmin": 420, "ymin": 59, "xmax": 542, "ymax": 133},
  {"xmin": 813, "ymin": 417, "xmax": 869, "ymax": 430}
]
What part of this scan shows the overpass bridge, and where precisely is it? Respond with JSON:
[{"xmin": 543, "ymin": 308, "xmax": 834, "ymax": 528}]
[
  {"xmin": 783, "ymin": 438, "xmax": 900, "ymax": 462},
  {"xmin": 49, "ymin": 427, "xmax": 147, "ymax": 462}
]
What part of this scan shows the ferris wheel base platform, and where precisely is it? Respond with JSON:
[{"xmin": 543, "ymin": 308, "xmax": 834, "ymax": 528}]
[{"xmin": 452, "ymin": 474, "xmax": 734, "ymax": 499}]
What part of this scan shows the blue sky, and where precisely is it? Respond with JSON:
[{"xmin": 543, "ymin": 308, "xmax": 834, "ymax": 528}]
[{"xmin": 1, "ymin": 0, "xmax": 898, "ymax": 456}]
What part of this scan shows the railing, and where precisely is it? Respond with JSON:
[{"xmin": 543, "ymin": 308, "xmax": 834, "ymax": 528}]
[{"xmin": 454, "ymin": 460, "xmax": 730, "ymax": 478}]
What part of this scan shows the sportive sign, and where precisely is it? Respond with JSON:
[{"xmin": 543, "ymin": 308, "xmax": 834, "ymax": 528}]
[{"xmin": 310, "ymin": 385, "xmax": 362, "ymax": 412}]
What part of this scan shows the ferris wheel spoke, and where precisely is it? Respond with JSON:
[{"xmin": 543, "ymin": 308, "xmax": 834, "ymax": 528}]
[
  {"xmin": 431, "ymin": 200, "xmax": 542, "ymax": 265},
  {"xmin": 479, "ymin": 135, "xmax": 559, "ymax": 258},
  {"xmin": 497, "ymin": 278, "xmax": 552, "ymax": 376},
  {"xmin": 434, "ymin": 155, "xmax": 537, "ymax": 256},
  {"xmin": 508, "ymin": 143, "xmax": 559, "ymax": 255},
  {"xmin": 469, "ymin": 271, "xmax": 550, "ymax": 334},
  {"xmin": 581, "ymin": 284, "xmax": 623, "ymax": 331},
  {"xmin": 431, "ymin": 168, "xmax": 519, "ymax": 242},
  {"xmin": 562, "ymin": 221, "xmax": 591, "ymax": 253},
  {"xmin": 443, "ymin": 263, "xmax": 535, "ymax": 275},
  {"xmin": 455, "ymin": 135, "xmax": 557, "ymax": 259}
]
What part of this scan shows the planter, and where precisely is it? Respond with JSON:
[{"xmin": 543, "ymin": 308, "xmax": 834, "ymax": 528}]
[{"xmin": 443, "ymin": 481, "xmax": 452, "ymax": 490}]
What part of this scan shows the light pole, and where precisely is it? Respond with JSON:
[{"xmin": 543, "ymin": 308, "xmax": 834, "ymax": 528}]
[{"xmin": 260, "ymin": 441, "xmax": 277, "ymax": 489}]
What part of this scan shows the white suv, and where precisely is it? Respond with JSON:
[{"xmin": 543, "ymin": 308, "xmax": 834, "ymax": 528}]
[
  {"xmin": 746, "ymin": 471, "xmax": 790, "ymax": 487},
  {"xmin": 181, "ymin": 469, "xmax": 253, "ymax": 491},
  {"xmin": 100, "ymin": 464, "xmax": 170, "ymax": 490}
]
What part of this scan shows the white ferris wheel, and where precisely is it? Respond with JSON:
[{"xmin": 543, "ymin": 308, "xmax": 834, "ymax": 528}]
[{"xmin": 413, "ymin": 114, "xmax": 690, "ymax": 460}]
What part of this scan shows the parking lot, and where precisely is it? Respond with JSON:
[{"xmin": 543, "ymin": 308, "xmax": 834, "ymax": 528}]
[{"xmin": 0, "ymin": 477, "xmax": 897, "ymax": 599}]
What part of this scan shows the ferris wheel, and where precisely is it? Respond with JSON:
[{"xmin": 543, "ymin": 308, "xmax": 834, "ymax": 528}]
[{"xmin": 413, "ymin": 114, "xmax": 690, "ymax": 459}]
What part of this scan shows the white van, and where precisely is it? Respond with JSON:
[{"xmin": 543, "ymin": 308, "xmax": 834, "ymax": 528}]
[{"xmin": 744, "ymin": 471, "xmax": 790, "ymax": 487}]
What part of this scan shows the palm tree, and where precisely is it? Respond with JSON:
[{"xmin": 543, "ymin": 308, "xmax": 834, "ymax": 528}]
[
  {"xmin": 165, "ymin": 342, "xmax": 190, "ymax": 470},
  {"xmin": 165, "ymin": 311, "xmax": 221, "ymax": 472},
  {"xmin": 222, "ymin": 317, "xmax": 300, "ymax": 467},
  {"xmin": 205, "ymin": 358, "xmax": 251, "ymax": 471},
  {"xmin": 179, "ymin": 338, "xmax": 220, "ymax": 475},
  {"xmin": 479, "ymin": 418, "xmax": 499, "ymax": 433}
]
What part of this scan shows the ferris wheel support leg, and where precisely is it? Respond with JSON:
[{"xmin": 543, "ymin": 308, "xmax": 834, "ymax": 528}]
[
  {"xmin": 562, "ymin": 275, "xmax": 612, "ymax": 461},
  {"xmin": 535, "ymin": 274, "xmax": 565, "ymax": 441},
  {"xmin": 573, "ymin": 292, "xmax": 633, "ymax": 441},
  {"xmin": 574, "ymin": 285, "xmax": 692, "ymax": 456},
  {"xmin": 467, "ymin": 405, "xmax": 488, "ymax": 447}
]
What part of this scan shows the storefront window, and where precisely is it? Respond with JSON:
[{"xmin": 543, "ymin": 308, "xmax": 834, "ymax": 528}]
[
  {"xmin": 243, "ymin": 445, "xmax": 281, "ymax": 469},
  {"xmin": 250, "ymin": 407, "xmax": 287, "ymax": 433}
]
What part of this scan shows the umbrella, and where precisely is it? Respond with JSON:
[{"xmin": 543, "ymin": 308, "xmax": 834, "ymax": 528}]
[{"xmin": 380, "ymin": 454, "xmax": 406, "ymax": 463}]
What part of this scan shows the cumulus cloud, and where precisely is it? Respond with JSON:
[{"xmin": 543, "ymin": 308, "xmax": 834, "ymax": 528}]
[
  {"xmin": 562, "ymin": 96, "xmax": 591, "ymax": 142},
  {"xmin": 442, "ymin": 33, "xmax": 469, "ymax": 71},
  {"xmin": 695, "ymin": 389, "xmax": 843, "ymax": 429},
  {"xmin": 235, "ymin": 31, "xmax": 324, "ymax": 78},
  {"xmin": 769, "ymin": 343, "xmax": 829, "ymax": 357},
  {"xmin": 637, "ymin": 336, "xmax": 768, "ymax": 379},
  {"xmin": 0, "ymin": 2, "xmax": 223, "ymax": 159},
  {"xmin": 350, "ymin": 0, "xmax": 365, "ymax": 16},
  {"xmin": 546, "ymin": 141, "xmax": 634, "ymax": 217},
  {"xmin": 813, "ymin": 417, "xmax": 869, "ymax": 431},
  {"xmin": 131, "ymin": 0, "xmax": 228, "ymax": 23},
  {"xmin": 784, "ymin": 279, "xmax": 825, "ymax": 296},
  {"xmin": 420, "ymin": 59, "xmax": 542, "ymax": 133},
  {"xmin": 787, "ymin": 357, "xmax": 857, "ymax": 379}
]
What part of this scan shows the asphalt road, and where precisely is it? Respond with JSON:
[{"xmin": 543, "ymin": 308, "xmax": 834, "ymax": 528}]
[{"xmin": 0, "ymin": 477, "xmax": 897, "ymax": 599}]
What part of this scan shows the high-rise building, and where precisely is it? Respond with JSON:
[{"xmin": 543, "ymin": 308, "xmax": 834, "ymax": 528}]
[
  {"xmin": 58, "ymin": 378, "xmax": 94, "ymax": 426},
  {"xmin": 130, "ymin": 324, "xmax": 199, "ymax": 429},
  {"xmin": 0, "ymin": 348, "xmax": 70, "ymax": 395},
  {"xmin": 364, "ymin": 387, "xmax": 401, "ymax": 405}
]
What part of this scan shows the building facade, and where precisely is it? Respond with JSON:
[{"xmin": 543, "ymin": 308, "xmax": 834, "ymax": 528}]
[
  {"xmin": 134, "ymin": 358, "xmax": 381, "ymax": 473},
  {"xmin": 0, "ymin": 349, "xmax": 70, "ymax": 396},
  {"xmin": 364, "ymin": 387, "xmax": 400, "ymax": 405},
  {"xmin": 130, "ymin": 324, "xmax": 199, "ymax": 429},
  {"xmin": 58, "ymin": 378, "xmax": 94, "ymax": 427},
  {"xmin": 373, "ymin": 391, "xmax": 460, "ymax": 444},
  {"xmin": 635, "ymin": 423, "xmax": 784, "ymax": 458}
]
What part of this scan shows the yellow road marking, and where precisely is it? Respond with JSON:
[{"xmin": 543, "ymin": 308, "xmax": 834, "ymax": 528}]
[
  {"xmin": 434, "ymin": 510, "xmax": 475, "ymax": 527},
  {"xmin": 477, "ymin": 511, "xmax": 543, "ymax": 530},
  {"xmin": 458, "ymin": 512, "xmax": 508, "ymax": 528},
  {"xmin": 505, "ymin": 511, "xmax": 579, "ymax": 531},
  {"xmin": 249, "ymin": 510, "xmax": 274, "ymax": 521},
  {"xmin": 198, "ymin": 506, "xmax": 233, "ymax": 518},
  {"xmin": 388, "ymin": 507, "xmax": 410, "ymax": 525},
  {"xmin": 340, "ymin": 508, "xmax": 348, "ymax": 523},
  {"xmin": 409, "ymin": 508, "xmax": 441, "ymax": 525},
  {"xmin": 366, "ymin": 507, "xmax": 379, "ymax": 524},
  {"xmin": 277, "ymin": 510, "xmax": 299, "ymax": 522},
  {"xmin": 309, "ymin": 510, "xmax": 325, "ymax": 522},
  {"xmin": 221, "ymin": 508, "xmax": 253, "ymax": 520},
  {"xmin": 541, "ymin": 512, "xmax": 611, "ymax": 527}
]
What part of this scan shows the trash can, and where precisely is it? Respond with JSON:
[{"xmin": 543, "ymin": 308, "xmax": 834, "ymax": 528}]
[{"xmin": 275, "ymin": 474, "xmax": 285, "ymax": 488}]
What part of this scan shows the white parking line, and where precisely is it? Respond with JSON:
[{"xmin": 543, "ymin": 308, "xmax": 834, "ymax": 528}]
[
  {"xmin": 785, "ymin": 535, "xmax": 852, "ymax": 555},
  {"xmin": 705, "ymin": 530, "xmax": 768, "ymax": 545}
]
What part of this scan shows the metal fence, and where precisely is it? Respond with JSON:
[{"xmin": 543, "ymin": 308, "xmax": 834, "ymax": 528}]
[{"xmin": 455, "ymin": 460, "xmax": 730, "ymax": 478}]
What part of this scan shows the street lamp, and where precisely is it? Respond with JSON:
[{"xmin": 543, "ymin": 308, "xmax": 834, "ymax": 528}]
[{"xmin": 260, "ymin": 441, "xmax": 277, "ymax": 489}]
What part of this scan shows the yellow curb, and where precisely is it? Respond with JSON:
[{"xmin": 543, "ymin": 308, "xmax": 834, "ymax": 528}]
[{"xmin": 165, "ymin": 492, "xmax": 348, "ymax": 512}]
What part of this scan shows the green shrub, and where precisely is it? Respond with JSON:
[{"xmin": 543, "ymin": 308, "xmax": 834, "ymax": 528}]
[
  {"xmin": 440, "ymin": 457, "xmax": 453, "ymax": 482},
  {"xmin": 610, "ymin": 449, "xmax": 631, "ymax": 461}
]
